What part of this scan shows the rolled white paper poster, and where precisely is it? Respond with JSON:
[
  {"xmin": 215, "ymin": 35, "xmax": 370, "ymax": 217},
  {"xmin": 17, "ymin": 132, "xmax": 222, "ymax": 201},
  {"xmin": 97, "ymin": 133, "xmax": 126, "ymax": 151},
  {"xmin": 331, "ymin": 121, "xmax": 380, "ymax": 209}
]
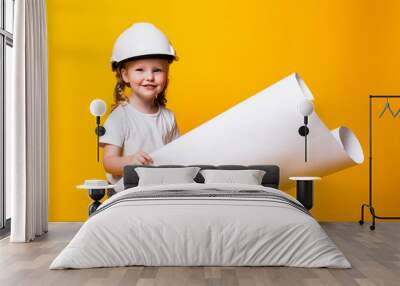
[{"xmin": 150, "ymin": 73, "xmax": 364, "ymax": 189}]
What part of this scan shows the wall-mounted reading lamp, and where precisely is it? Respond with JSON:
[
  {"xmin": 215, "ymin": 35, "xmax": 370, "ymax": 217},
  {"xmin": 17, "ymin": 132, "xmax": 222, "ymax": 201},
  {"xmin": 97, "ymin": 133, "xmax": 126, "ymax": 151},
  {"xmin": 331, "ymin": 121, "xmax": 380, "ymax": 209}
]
[
  {"xmin": 90, "ymin": 99, "xmax": 106, "ymax": 162},
  {"xmin": 298, "ymin": 99, "xmax": 314, "ymax": 162}
]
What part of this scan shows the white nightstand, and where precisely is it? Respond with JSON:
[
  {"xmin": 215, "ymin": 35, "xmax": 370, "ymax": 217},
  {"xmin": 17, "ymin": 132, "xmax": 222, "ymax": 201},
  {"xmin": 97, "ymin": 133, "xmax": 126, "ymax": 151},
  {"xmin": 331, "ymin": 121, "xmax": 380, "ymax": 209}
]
[
  {"xmin": 289, "ymin": 176, "xmax": 321, "ymax": 210},
  {"xmin": 77, "ymin": 183, "xmax": 115, "ymax": 216}
]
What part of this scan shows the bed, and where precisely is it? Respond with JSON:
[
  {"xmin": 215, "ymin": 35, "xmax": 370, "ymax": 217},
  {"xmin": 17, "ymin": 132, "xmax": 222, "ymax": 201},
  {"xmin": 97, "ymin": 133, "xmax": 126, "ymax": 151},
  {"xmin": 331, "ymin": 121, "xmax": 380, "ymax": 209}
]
[{"xmin": 49, "ymin": 165, "xmax": 350, "ymax": 269}]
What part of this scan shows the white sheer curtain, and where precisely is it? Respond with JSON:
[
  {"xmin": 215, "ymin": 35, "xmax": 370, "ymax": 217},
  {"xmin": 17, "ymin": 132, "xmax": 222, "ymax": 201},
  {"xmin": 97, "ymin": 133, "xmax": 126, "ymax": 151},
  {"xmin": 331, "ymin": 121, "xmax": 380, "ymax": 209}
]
[{"xmin": 7, "ymin": 0, "xmax": 48, "ymax": 242}]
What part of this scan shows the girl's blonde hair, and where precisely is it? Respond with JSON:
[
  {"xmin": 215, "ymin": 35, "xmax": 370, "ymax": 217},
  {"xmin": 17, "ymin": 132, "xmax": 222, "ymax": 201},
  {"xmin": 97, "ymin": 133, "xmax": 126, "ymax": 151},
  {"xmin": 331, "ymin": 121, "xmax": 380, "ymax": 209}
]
[{"xmin": 111, "ymin": 60, "xmax": 170, "ymax": 111}]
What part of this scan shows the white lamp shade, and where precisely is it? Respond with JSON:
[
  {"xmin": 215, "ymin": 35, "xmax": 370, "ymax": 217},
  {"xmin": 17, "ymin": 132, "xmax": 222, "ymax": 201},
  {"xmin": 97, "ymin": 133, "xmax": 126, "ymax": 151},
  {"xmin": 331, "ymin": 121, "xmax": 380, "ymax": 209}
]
[
  {"xmin": 90, "ymin": 99, "xmax": 106, "ymax": 116},
  {"xmin": 298, "ymin": 99, "xmax": 314, "ymax": 116}
]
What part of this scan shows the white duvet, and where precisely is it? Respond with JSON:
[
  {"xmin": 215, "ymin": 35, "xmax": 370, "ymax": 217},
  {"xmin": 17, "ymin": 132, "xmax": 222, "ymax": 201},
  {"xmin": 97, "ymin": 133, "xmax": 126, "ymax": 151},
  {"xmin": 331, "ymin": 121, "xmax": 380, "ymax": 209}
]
[{"xmin": 50, "ymin": 183, "xmax": 351, "ymax": 269}]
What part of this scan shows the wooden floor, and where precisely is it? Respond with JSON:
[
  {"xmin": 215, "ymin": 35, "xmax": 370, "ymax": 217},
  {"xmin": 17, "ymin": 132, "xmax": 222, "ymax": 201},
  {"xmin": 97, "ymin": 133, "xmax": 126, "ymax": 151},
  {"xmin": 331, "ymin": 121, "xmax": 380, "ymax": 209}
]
[{"xmin": 0, "ymin": 222, "xmax": 399, "ymax": 286}]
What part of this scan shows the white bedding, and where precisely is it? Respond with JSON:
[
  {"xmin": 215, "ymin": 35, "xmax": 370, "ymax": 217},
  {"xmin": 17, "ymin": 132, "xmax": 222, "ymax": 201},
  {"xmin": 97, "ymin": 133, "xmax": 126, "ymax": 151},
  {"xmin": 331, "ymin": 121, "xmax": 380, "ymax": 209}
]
[{"xmin": 50, "ymin": 183, "xmax": 351, "ymax": 269}]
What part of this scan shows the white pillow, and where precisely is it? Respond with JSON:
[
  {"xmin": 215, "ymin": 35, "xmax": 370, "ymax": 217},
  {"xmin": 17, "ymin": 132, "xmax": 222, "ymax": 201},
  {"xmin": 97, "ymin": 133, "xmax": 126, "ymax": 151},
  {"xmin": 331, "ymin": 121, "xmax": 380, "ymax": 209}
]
[
  {"xmin": 200, "ymin": 169, "xmax": 266, "ymax": 185},
  {"xmin": 135, "ymin": 167, "xmax": 201, "ymax": 186}
]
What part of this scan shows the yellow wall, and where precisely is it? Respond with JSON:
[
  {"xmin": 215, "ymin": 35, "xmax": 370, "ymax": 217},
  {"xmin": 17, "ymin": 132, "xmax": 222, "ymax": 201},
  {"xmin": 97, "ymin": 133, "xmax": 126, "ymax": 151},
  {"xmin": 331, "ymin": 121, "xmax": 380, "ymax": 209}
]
[{"xmin": 47, "ymin": 0, "xmax": 400, "ymax": 221}]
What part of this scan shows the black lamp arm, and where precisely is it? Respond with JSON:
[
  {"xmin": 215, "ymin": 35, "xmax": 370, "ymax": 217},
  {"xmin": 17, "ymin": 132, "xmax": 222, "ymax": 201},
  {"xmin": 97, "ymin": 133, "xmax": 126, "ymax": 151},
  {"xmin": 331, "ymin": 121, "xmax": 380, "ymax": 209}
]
[
  {"xmin": 94, "ymin": 116, "xmax": 106, "ymax": 162},
  {"xmin": 298, "ymin": 116, "xmax": 310, "ymax": 162}
]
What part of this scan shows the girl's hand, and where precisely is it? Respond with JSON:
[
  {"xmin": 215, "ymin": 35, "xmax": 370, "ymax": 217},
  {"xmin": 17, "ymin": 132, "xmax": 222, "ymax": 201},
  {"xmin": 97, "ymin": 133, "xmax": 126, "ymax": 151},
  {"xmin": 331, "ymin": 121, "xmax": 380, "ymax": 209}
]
[{"xmin": 129, "ymin": 151, "xmax": 154, "ymax": 165}]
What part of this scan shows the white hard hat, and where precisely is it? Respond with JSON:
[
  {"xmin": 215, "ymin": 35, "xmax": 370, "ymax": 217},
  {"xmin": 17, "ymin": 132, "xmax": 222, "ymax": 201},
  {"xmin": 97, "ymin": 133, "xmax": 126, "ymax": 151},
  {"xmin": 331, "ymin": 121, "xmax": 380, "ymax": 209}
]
[{"xmin": 111, "ymin": 22, "xmax": 177, "ymax": 70}]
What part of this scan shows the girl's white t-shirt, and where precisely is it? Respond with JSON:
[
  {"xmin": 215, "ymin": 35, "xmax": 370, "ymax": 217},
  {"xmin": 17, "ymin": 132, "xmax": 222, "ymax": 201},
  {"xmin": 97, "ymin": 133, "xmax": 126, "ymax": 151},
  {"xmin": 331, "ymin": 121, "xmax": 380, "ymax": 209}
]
[{"xmin": 99, "ymin": 102, "xmax": 180, "ymax": 190}]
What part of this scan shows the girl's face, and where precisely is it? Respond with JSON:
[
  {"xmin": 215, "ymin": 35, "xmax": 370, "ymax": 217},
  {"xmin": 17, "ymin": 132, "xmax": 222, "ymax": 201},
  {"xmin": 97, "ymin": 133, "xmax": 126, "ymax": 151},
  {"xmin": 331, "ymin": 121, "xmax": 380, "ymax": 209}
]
[{"xmin": 121, "ymin": 58, "xmax": 169, "ymax": 103}]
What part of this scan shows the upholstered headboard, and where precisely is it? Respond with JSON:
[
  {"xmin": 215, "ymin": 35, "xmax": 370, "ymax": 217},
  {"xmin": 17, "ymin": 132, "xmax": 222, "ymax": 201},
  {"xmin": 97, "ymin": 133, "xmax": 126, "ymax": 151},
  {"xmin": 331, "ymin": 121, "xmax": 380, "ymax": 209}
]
[{"xmin": 123, "ymin": 165, "xmax": 280, "ymax": 190}]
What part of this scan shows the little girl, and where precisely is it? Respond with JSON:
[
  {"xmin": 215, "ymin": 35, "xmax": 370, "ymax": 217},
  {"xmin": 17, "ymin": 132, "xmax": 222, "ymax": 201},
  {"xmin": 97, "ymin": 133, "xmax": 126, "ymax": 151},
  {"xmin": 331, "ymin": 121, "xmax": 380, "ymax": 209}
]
[{"xmin": 100, "ymin": 23, "xmax": 180, "ymax": 193}]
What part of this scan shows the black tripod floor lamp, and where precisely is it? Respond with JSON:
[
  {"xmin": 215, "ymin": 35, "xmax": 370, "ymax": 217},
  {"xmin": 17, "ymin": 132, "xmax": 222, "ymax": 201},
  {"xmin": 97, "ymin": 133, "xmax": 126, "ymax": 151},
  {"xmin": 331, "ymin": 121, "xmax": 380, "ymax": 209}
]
[{"xmin": 359, "ymin": 95, "xmax": 400, "ymax": 230}]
